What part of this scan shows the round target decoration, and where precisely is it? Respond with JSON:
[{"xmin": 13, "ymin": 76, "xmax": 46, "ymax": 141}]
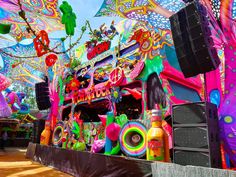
[
  {"xmin": 52, "ymin": 121, "xmax": 65, "ymax": 147},
  {"xmin": 109, "ymin": 67, "xmax": 125, "ymax": 86},
  {"xmin": 140, "ymin": 38, "xmax": 153, "ymax": 53},
  {"xmin": 119, "ymin": 121, "xmax": 147, "ymax": 158}
]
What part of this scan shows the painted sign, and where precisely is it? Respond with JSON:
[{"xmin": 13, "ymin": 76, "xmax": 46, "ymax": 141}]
[
  {"xmin": 87, "ymin": 41, "xmax": 111, "ymax": 60},
  {"xmin": 78, "ymin": 87, "xmax": 110, "ymax": 103}
]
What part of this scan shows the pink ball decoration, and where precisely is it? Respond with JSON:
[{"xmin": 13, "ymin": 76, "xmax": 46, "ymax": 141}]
[
  {"xmin": 106, "ymin": 123, "xmax": 121, "ymax": 141},
  {"xmin": 91, "ymin": 139, "xmax": 105, "ymax": 153}
]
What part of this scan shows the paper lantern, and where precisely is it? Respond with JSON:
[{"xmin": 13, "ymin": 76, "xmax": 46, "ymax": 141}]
[
  {"xmin": 33, "ymin": 30, "xmax": 50, "ymax": 57},
  {"xmin": 45, "ymin": 54, "xmax": 58, "ymax": 67}
]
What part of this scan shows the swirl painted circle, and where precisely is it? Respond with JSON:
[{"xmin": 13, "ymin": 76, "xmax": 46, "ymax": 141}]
[
  {"xmin": 119, "ymin": 121, "xmax": 147, "ymax": 158},
  {"xmin": 141, "ymin": 38, "xmax": 153, "ymax": 52}
]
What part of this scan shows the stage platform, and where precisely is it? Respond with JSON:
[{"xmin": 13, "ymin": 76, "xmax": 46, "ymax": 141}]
[
  {"xmin": 26, "ymin": 143, "xmax": 236, "ymax": 177},
  {"xmin": 26, "ymin": 143, "xmax": 152, "ymax": 177}
]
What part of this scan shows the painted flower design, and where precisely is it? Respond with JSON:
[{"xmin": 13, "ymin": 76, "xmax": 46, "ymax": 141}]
[
  {"xmin": 68, "ymin": 78, "xmax": 80, "ymax": 91},
  {"xmin": 111, "ymin": 87, "xmax": 122, "ymax": 103}
]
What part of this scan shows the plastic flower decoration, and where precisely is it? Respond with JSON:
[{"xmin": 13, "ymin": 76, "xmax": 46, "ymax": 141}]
[
  {"xmin": 68, "ymin": 77, "xmax": 80, "ymax": 91},
  {"xmin": 111, "ymin": 87, "xmax": 122, "ymax": 103}
]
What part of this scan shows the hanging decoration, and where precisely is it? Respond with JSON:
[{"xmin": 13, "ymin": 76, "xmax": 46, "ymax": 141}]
[
  {"xmin": 86, "ymin": 41, "xmax": 111, "ymax": 60},
  {"xmin": 59, "ymin": 1, "xmax": 77, "ymax": 36},
  {"xmin": 85, "ymin": 21, "xmax": 118, "ymax": 60},
  {"xmin": 45, "ymin": 54, "xmax": 58, "ymax": 67},
  {"xmin": 1, "ymin": 0, "xmax": 105, "ymax": 58},
  {"xmin": 0, "ymin": 23, "xmax": 11, "ymax": 34},
  {"xmin": 33, "ymin": 30, "xmax": 50, "ymax": 57}
]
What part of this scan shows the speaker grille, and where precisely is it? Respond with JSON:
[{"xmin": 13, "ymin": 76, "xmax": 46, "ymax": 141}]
[
  {"xmin": 169, "ymin": 1, "xmax": 220, "ymax": 78},
  {"xmin": 172, "ymin": 102, "xmax": 221, "ymax": 168},
  {"xmin": 174, "ymin": 127, "xmax": 208, "ymax": 148},
  {"xmin": 35, "ymin": 82, "xmax": 51, "ymax": 110},
  {"xmin": 174, "ymin": 150, "xmax": 210, "ymax": 167},
  {"xmin": 173, "ymin": 102, "xmax": 207, "ymax": 124}
]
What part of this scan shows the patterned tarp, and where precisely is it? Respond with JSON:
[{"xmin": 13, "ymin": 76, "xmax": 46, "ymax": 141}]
[{"xmin": 0, "ymin": 0, "xmax": 64, "ymax": 41}]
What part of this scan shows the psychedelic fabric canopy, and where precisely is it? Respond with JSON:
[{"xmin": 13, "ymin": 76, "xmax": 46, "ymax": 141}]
[
  {"xmin": 0, "ymin": 0, "xmax": 63, "ymax": 41},
  {"xmin": 0, "ymin": 38, "xmax": 69, "ymax": 87},
  {"xmin": 95, "ymin": 0, "xmax": 185, "ymax": 29}
]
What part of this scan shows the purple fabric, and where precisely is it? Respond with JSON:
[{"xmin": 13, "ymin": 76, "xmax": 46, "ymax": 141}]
[
  {"xmin": 200, "ymin": 0, "xmax": 236, "ymax": 165},
  {"xmin": 218, "ymin": 0, "xmax": 236, "ymax": 165},
  {"xmin": 219, "ymin": 46, "xmax": 236, "ymax": 165}
]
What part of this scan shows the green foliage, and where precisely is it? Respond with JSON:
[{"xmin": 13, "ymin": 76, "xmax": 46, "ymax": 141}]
[
  {"xmin": 71, "ymin": 59, "xmax": 81, "ymax": 69},
  {"xmin": 11, "ymin": 83, "xmax": 37, "ymax": 110}
]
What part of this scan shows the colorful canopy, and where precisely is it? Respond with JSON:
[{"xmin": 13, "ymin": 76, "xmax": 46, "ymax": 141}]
[
  {"xmin": 95, "ymin": 0, "xmax": 185, "ymax": 29},
  {"xmin": 0, "ymin": 38, "xmax": 69, "ymax": 87},
  {"xmin": 0, "ymin": 0, "xmax": 63, "ymax": 41}
]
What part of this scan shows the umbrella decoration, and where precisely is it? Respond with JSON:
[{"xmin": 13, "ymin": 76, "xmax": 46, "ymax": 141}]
[
  {"xmin": 95, "ymin": 0, "xmax": 185, "ymax": 29},
  {"xmin": 0, "ymin": 0, "xmax": 63, "ymax": 41}
]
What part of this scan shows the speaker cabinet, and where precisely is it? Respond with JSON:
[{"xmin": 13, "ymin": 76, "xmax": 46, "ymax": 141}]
[
  {"xmin": 169, "ymin": 1, "xmax": 220, "ymax": 78},
  {"xmin": 35, "ymin": 82, "xmax": 51, "ymax": 110},
  {"xmin": 31, "ymin": 119, "xmax": 45, "ymax": 143},
  {"xmin": 172, "ymin": 102, "xmax": 221, "ymax": 168}
]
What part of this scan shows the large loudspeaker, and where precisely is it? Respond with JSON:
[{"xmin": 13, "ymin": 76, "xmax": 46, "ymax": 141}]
[
  {"xmin": 31, "ymin": 119, "xmax": 45, "ymax": 143},
  {"xmin": 169, "ymin": 1, "xmax": 220, "ymax": 78},
  {"xmin": 35, "ymin": 82, "xmax": 51, "ymax": 110},
  {"xmin": 172, "ymin": 102, "xmax": 221, "ymax": 168}
]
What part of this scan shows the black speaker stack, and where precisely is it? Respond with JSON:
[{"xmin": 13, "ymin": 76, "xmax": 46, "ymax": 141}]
[
  {"xmin": 172, "ymin": 102, "xmax": 221, "ymax": 168},
  {"xmin": 31, "ymin": 119, "xmax": 45, "ymax": 143},
  {"xmin": 169, "ymin": 1, "xmax": 220, "ymax": 78},
  {"xmin": 35, "ymin": 82, "xmax": 51, "ymax": 110}
]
